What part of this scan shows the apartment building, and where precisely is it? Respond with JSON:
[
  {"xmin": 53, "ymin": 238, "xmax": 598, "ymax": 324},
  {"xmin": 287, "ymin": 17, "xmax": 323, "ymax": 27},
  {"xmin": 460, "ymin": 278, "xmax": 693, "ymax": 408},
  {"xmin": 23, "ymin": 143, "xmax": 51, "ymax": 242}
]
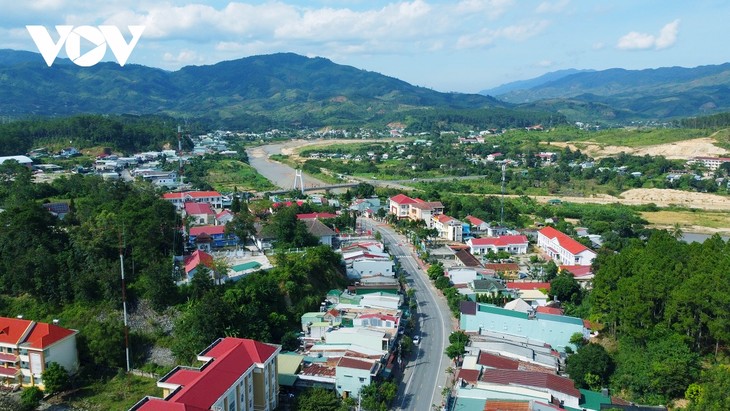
[
  {"xmin": 0, "ymin": 317, "xmax": 79, "ymax": 389},
  {"xmin": 130, "ymin": 337, "xmax": 281, "ymax": 411},
  {"xmin": 537, "ymin": 227, "xmax": 596, "ymax": 266}
]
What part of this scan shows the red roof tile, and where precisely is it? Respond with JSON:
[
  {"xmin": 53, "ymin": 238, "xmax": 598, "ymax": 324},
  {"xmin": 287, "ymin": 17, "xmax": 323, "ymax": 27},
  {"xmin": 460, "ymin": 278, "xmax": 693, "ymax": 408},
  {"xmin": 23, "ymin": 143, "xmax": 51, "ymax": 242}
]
[
  {"xmin": 469, "ymin": 235, "xmax": 528, "ymax": 247},
  {"xmin": 188, "ymin": 225, "xmax": 226, "ymax": 236},
  {"xmin": 457, "ymin": 368, "xmax": 480, "ymax": 384},
  {"xmin": 484, "ymin": 263, "xmax": 519, "ymax": 272},
  {"xmin": 0, "ymin": 318, "xmax": 33, "ymax": 345},
  {"xmin": 478, "ymin": 352, "xmax": 519, "ymax": 370},
  {"xmin": 338, "ymin": 357, "xmax": 375, "ymax": 371},
  {"xmin": 465, "ymin": 215, "xmax": 486, "ymax": 226},
  {"xmin": 559, "ymin": 265, "xmax": 593, "ymax": 277},
  {"xmin": 538, "ymin": 227, "xmax": 590, "ymax": 255},
  {"xmin": 0, "ymin": 368, "xmax": 18, "ymax": 377},
  {"xmin": 484, "ymin": 400, "xmax": 531, "ymax": 411},
  {"xmin": 183, "ymin": 250, "xmax": 214, "ymax": 274},
  {"xmin": 24, "ymin": 322, "xmax": 76, "ymax": 349},
  {"xmin": 480, "ymin": 369, "xmax": 580, "ymax": 398},
  {"xmin": 184, "ymin": 202, "xmax": 214, "ymax": 215},
  {"xmin": 389, "ymin": 194, "xmax": 416, "ymax": 204},
  {"xmin": 536, "ymin": 306, "xmax": 564, "ymax": 316}
]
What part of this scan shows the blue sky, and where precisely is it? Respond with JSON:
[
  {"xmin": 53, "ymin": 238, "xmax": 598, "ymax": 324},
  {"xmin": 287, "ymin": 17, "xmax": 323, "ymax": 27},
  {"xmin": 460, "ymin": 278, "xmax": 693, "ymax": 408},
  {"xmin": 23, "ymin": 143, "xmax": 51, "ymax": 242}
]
[{"xmin": 1, "ymin": 0, "xmax": 729, "ymax": 93}]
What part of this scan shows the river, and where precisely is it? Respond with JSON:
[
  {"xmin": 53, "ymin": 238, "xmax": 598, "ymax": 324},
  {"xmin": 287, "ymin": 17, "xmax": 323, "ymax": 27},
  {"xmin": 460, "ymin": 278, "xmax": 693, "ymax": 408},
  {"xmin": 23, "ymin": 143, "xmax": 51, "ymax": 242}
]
[
  {"xmin": 246, "ymin": 142, "xmax": 330, "ymax": 190},
  {"xmin": 681, "ymin": 232, "xmax": 730, "ymax": 243}
]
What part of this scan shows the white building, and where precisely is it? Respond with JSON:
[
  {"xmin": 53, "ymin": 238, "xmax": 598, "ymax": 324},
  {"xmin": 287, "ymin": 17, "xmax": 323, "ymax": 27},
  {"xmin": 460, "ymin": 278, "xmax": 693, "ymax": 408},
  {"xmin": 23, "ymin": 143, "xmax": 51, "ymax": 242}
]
[
  {"xmin": 163, "ymin": 191, "xmax": 224, "ymax": 210},
  {"xmin": 467, "ymin": 235, "xmax": 529, "ymax": 255},
  {"xmin": 537, "ymin": 227, "xmax": 596, "ymax": 266},
  {"xmin": 432, "ymin": 215, "xmax": 463, "ymax": 242}
]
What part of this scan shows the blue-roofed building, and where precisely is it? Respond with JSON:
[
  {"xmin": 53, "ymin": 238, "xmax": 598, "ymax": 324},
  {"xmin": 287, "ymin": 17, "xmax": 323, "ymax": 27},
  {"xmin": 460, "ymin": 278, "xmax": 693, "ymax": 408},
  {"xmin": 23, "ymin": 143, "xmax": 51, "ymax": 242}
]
[{"xmin": 459, "ymin": 301, "xmax": 588, "ymax": 352}]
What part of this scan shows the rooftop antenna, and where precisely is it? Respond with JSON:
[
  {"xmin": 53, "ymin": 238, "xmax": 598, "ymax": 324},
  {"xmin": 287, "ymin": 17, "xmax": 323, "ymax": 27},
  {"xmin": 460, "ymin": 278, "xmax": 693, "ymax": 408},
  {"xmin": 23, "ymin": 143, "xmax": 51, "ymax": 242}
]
[
  {"xmin": 119, "ymin": 229, "xmax": 131, "ymax": 372},
  {"xmin": 500, "ymin": 162, "xmax": 506, "ymax": 226},
  {"xmin": 177, "ymin": 125, "xmax": 184, "ymax": 189}
]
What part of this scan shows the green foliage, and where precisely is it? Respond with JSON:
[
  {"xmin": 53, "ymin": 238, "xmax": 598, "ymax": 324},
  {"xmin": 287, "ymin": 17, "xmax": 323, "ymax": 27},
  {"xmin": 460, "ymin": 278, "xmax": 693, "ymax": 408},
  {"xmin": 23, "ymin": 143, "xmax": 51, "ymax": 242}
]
[
  {"xmin": 449, "ymin": 331, "xmax": 470, "ymax": 346},
  {"xmin": 281, "ymin": 331, "xmax": 301, "ymax": 352},
  {"xmin": 685, "ymin": 365, "xmax": 730, "ymax": 411},
  {"xmin": 295, "ymin": 388, "xmax": 342, "ymax": 411},
  {"xmin": 360, "ymin": 380, "xmax": 397, "ymax": 411},
  {"xmin": 42, "ymin": 362, "xmax": 70, "ymax": 394},
  {"xmin": 611, "ymin": 333, "xmax": 700, "ymax": 404},
  {"xmin": 20, "ymin": 386, "xmax": 44, "ymax": 410},
  {"xmin": 549, "ymin": 272, "xmax": 582, "ymax": 304},
  {"xmin": 427, "ymin": 262, "xmax": 445, "ymax": 281},
  {"xmin": 270, "ymin": 206, "xmax": 320, "ymax": 249},
  {"xmin": 566, "ymin": 343, "xmax": 613, "ymax": 390}
]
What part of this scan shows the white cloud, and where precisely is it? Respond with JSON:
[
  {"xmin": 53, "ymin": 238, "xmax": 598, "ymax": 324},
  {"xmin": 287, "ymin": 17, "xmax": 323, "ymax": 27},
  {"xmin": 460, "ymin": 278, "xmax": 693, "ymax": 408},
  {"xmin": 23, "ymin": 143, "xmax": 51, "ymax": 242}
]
[
  {"xmin": 456, "ymin": 20, "xmax": 548, "ymax": 49},
  {"xmin": 655, "ymin": 19, "xmax": 680, "ymax": 49},
  {"xmin": 535, "ymin": 0, "xmax": 570, "ymax": 14},
  {"xmin": 454, "ymin": 0, "xmax": 514, "ymax": 19},
  {"xmin": 616, "ymin": 19, "xmax": 680, "ymax": 50},
  {"xmin": 163, "ymin": 49, "xmax": 203, "ymax": 64},
  {"xmin": 536, "ymin": 59, "xmax": 553, "ymax": 67}
]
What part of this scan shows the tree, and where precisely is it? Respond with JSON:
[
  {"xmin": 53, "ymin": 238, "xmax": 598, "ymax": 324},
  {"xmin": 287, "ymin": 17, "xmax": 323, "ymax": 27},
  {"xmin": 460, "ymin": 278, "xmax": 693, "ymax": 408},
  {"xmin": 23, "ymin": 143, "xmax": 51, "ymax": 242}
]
[
  {"xmin": 360, "ymin": 381, "xmax": 397, "ymax": 411},
  {"xmin": 565, "ymin": 343, "xmax": 613, "ymax": 389},
  {"xmin": 281, "ymin": 331, "xmax": 301, "ymax": 352},
  {"xmin": 296, "ymin": 387, "xmax": 341, "ymax": 411},
  {"xmin": 686, "ymin": 365, "xmax": 730, "ymax": 411},
  {"xmin": 226, "ymin": 210, "xmax": 255, "ymax": 244},
  {"xmin": 427, "ymin": 262, "xmax": 444, "ymax": 281},
  {"xmin": 20, "ymin": 386, "xmax": 44, "ymax": 411},
  {"xmin": 42, "ymin": 362, "xmax": 69, "ymax": 395},
  {"xmin": 550, "ymin": 272, "xmax": 582, "ymax": 304},
  {"xmin": 230, "ymin": 195, "xmax": 242, "ymax": 213}
]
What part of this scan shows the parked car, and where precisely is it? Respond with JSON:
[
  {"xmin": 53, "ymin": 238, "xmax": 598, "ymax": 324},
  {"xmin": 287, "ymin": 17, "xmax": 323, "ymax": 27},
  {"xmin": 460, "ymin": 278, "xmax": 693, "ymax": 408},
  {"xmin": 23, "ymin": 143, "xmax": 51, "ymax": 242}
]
[{"xmin": 412, "ymin": 334, "xmax": 420, "ymax": 345}]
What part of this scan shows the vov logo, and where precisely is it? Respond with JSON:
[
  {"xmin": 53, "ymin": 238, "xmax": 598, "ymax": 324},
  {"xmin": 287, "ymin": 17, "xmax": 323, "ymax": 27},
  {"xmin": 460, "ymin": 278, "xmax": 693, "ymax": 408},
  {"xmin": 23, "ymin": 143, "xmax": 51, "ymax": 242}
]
[{"xmin": 26, "ymin": 25, "xmax": 145, "ymax": 67}]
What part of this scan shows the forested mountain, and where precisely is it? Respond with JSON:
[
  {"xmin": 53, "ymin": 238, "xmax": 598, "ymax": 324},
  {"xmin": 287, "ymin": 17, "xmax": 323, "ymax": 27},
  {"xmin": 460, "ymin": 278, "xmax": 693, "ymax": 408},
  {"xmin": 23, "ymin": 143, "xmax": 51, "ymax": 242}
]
[
  {"xmin": 482, "ymin": 63, "xmax": 730, "ymax": 122},
  {"xmin": 0, "ymin": 50, "xmax": 541, "ymax": 129},
  {"xmin": 480, "ymin": 69, "xmax": 593, "ymax": 96}
]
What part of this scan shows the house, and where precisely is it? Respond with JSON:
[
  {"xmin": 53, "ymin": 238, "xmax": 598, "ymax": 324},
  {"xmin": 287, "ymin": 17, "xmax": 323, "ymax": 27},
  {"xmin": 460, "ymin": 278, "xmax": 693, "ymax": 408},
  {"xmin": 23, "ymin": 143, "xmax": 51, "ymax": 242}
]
[
  {"xmin": 537, "ymin": 227, "xmax": 596, "ymax": 266},
  {"xmin": 42, "ymin": 202, "xmax": 71, "ymax": 220},
  {"xmin": 216, "ymin": 210, "xmax": 235, "ymax": 226},
  {"xmin": 432, "ymin": 215, "xmax": 463, "ymax": 242},
  {"xmin": 469, "ymin": 278, "xmax": 508, "ymax": 299},
  {"xmin": 447, "ymin": 267, "xmax": 494, "ymax": 286},
  {"xmin": 349, "ymin": 258, "xmax": 394, "ymax": 279},
  {"xmin": 336, "ymin": 356, "xmax": 379, "ymax": 399},
  {"xmin": 129, "ymin": 337, "xmax": 280, "ymax": 411},
  {"xmin": 0, "ymin": 317, "xmax": 79, "ymax": 389},
  {"xmin": 692, "ymin": 156, "xmax": 730, "ymax": 171},
  {"xmin": 454, "ymin": 249, "xmax": 483, "ymax": 268},
  {"xmin": 459, "ymin": 301, "xmax": 587, "ymax": 352},
  {"xmin": 467, "ymin": 235, "xmax": 529, "ymax": 255},
  {"xmin": 163, "ymin": 191, "xmax": 224, "ymax": 210},
  {"xmin": 387, "ymin": 194, "xmax": 443, "ymax": 224},
  {"xmin": 349, "ymin": 197, "xmax": 382, "ymax": 217},
  {"xmin": 184, "ymin": 202, "xmax": 216, "ymax": 225},
  {"xmin": 183, "ymin": 250, "xmax": 215, "ymax": 281},
  {"xmin": 479, "ymin": 369, "xmax": 582, "ymax": 409},
  {"xmin": 559, "ymin": 265, "xmax": 595, "ymax": 288},
  {"xmin": 188, "ymin": 225, "xmax": 239, "ymax": 249},
  {"xmin": 302, "ymin": 219, "xmax": 337, "ymax": 247},
  {"xmin": 506, "ymin": 282, "xmax": 551, "ymax": 307},
  {"xmin": 465, "ymin": 215, "xmax": 489, "ymax": 232}
]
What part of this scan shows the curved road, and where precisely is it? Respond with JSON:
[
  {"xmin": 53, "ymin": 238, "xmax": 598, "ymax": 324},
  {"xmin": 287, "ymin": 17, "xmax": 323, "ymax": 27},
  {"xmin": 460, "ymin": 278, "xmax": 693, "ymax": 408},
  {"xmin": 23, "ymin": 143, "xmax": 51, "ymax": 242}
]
[{"xmin": 359, "ymin": 217, "xmax": 454, "ymax": 411}]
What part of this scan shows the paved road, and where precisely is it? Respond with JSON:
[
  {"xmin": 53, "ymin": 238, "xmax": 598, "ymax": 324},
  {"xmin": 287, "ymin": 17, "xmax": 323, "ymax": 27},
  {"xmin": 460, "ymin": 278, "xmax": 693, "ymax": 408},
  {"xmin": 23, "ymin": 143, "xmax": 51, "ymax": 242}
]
[{"xmin": 359, "ymin": 217, "xmax": 454, "ymax": 411}]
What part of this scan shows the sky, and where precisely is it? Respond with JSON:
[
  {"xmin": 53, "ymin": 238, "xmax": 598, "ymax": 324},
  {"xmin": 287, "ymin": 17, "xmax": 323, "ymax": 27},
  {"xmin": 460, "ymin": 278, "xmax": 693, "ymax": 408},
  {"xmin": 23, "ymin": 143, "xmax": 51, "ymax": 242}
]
[{"xmin": 2, "ymin": 0, "xmax": 730, "ymax": 93}]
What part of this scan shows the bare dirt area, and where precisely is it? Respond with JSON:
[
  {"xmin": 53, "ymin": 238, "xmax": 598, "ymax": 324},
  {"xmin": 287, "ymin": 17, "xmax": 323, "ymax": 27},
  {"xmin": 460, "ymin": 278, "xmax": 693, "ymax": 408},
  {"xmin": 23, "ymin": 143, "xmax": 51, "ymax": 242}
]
[
  {"xmin": 527, "ymin": 188, "xmax": 730, "ymax": 211},
  {"xmin": 552, "ymin": 137, "xmax": 728, "ymax": 159}
]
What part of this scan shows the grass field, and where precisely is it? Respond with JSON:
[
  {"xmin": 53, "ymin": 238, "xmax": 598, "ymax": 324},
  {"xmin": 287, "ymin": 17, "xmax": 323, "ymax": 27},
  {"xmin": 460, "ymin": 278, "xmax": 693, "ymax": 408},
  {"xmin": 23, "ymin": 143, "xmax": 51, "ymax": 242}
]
[
  {"xmin": 641, "ymin": 210, "xmax": 730, "ymax": 234},
  {"xmin": 565, "ymin": 127, "xmax": 710, "ymax": 147},
  {"xmin": 64, "ymin": 373, "xmax": 162, "ymax": 411},
  {"xmin": 206, "ymin": 159, "xmax": 276, "ymax": 192}
]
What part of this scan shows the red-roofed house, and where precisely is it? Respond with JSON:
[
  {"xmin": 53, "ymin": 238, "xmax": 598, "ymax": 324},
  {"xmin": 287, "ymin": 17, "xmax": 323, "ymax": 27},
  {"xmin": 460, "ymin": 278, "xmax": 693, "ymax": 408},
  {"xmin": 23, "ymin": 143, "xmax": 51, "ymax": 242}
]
[
  {"xmin": 432, "ymin": 214, "xmax": 463, "ymax": 242},
  {"xmin": 467, "ymin": 235, "xmax": 529, "ymax": 255},
  {"xmin": 188, "ymin": 225, "xmax": 239, "ymax": 249},
  {"xmin": 216, "ymin": 210, "xmax": 235, "ymax": 226},
  {"xmin": 536, "ymin": 306, "xmax": 564, "ymax": 316},
  {"xmin": 559, "ymin": 265, "xmax": 595, "ymax": 288},
  {"xmin": 0, "ymin": 317, "xmax": 78, "ymax": 389},
  {"xmin": 163, "ymin": 191, "xmax": 223, "ymax": 209},
  {"xmin": 184, "ymin": 202, "xmax": 216, "ymax": 225},
  {"xmin": 130, "ymin": 337, "xmax": 281, "ymax": 411},
  {"xmin": 537, "ymin": 227, "xmax": 596, "ymax": 266},
  {"xmin": 183, "ymin": 250, "xmax": 215, "ymax": 281},
  {"xmin": 388, "ymin": 194, "xmax": 444, "ymax": 224},
  {"xmin": 465, "ymin": 215, "xmax": 489, "ymax": 232}
]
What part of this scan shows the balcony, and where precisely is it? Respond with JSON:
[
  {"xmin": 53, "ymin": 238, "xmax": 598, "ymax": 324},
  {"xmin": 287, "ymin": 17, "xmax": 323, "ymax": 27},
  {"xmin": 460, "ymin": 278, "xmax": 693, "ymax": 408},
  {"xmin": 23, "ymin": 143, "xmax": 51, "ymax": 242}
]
[{"xmin": 0, "ymin": 354, "xmax": 18, "ymax": 364}]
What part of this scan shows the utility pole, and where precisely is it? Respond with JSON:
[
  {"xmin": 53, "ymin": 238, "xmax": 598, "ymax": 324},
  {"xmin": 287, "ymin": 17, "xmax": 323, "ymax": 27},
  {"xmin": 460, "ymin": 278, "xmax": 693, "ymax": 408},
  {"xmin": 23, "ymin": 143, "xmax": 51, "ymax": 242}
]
[
  {"xmin": 500, "ymin": 163, "xmax": 506, "ymax": 226},
  {"xmin": 119, "ymin": 232, "xmax": 131, "ymax": 372}
]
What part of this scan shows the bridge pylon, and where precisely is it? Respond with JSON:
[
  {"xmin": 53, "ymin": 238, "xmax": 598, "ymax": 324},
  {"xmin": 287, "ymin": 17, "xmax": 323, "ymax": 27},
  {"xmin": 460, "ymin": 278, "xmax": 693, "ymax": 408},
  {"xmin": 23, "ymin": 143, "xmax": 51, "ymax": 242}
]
[{"xmin": 293, "ymin": 169, "xmax": 305, "ymax": 195}]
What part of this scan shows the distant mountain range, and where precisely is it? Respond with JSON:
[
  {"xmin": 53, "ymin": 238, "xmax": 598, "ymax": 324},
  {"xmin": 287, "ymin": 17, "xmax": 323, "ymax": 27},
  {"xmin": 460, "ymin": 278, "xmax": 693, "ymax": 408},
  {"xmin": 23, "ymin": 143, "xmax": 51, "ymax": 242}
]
[
  {"xmin": 0, "ymin": 50, "xmax": 510, "ymax": 129},
  {"xmin": 481, "ymin": 64, "xmax": 730, "ymax": 122}
]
